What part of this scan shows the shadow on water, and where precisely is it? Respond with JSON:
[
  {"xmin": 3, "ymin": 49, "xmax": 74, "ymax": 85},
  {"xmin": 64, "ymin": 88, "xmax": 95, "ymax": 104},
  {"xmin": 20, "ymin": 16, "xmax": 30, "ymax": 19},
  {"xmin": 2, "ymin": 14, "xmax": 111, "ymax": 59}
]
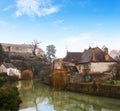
[{"xmin": 16, "ymin": 80, "xmax": 120, "ymax": 111}]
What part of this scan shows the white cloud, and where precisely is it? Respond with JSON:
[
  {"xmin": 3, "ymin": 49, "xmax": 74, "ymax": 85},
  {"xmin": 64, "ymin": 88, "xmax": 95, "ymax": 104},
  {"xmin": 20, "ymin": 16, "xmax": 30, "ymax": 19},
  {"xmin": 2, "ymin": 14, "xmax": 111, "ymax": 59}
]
[
  {"xmin": 52, "ymin": 19, "xmax": 64, "ymax": 24},
  {"xmin": 15, "ymin": 0, "xmax": 59, "ymax": 17},
  {"xmin": 64, "ymin": 32, "xmax": 91, "ymax": 44},
  {"xmin": 3, "ymin": 5, "xmax": 14, "ymax": 11}
]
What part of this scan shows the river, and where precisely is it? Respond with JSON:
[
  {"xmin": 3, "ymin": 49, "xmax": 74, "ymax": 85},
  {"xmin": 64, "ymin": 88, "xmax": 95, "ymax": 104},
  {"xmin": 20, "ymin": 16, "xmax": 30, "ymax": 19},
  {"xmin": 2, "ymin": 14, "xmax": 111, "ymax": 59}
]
[{"xmin": 16, "ymin": 80, "xmax": 120, "ymax": 111}]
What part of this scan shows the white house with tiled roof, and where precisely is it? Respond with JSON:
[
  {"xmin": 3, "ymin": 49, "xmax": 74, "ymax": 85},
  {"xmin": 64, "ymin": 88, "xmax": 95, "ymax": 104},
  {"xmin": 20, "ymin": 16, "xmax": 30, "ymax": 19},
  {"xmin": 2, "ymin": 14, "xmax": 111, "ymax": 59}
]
[
  {"xmin": 53, "ymin": 47, "xmax": 117, "ymax": 82},
  {"xmin": 63, "ymin": 47, "xmax": 116, "ymax": 74},
  {"xmin": 0, "ymin": 63, "xmax": 21, "ymax": 79}
]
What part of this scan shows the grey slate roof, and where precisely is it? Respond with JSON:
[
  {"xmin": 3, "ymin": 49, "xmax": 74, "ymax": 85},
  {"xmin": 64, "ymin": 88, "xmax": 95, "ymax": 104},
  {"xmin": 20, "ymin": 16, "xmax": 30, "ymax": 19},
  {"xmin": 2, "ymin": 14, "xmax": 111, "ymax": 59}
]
[
  {"xmin": 63, "ymin": 52, "xmax": 82, "ymax": 63},
  {"xmin": 63, "ymin": 47, "xmax": 116, "ymax": 64},
  {"xmin": 79, "ymin": 48, "xmax": 92, "ymax": 63},
  {"xmin": 3, "ymin": 63, "xmax": 16, "ymax": 68}
]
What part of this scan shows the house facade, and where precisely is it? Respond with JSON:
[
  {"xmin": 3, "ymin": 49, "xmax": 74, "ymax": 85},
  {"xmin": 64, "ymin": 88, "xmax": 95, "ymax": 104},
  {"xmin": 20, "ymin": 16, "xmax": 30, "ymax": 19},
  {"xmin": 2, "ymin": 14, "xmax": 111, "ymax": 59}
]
[
  {"xmin": 0, "ymin": 63, "xmax": 21, "ymax": 79},
  {"xmin": 63, "ymin": 47, "xmax": 116, "ymax": 74},
  {"xmin": 53, "ymin": 47, "xmax": 116, "ymax": 82},
  {"xmin": 1, "ymin": 43, "xmax": 44, "ymax": 57}
]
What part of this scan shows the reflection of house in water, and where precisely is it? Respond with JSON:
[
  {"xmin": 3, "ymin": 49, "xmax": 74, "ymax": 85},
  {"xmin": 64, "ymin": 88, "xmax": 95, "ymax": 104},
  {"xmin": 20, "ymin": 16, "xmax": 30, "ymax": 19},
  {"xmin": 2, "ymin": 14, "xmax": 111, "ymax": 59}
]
[
  {"xmin": 18, "ymin": 81, "xmax": 120, "ymax": 111},
  {"xmin": 17, "ymin": 80, "xmax": 33, "ymax": 90}
]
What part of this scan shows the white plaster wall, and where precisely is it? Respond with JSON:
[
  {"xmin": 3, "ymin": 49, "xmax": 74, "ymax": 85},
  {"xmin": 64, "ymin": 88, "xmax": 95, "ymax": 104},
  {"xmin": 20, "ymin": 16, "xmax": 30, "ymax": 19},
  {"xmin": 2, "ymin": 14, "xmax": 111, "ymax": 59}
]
[
  {"xmin": 0, "ymin": 65, "xmax": 7, "ymax": 73},
  {"xmin": 0, "ymin": 65, "xmax": 21, "ymax": 78},
  {"xmin": 7, "ymin": 68, "xmax": 21, "ymax": 78},
  {"xmin": 77, "ymin": 65, "xmax": 84, "ymax": 74},
  {"xmin": 54, "ymin": 60, "xmax": 63, "ymax": 70},
  {"xmin": 90, "ymin": 62, "xmax": 116, "ymax": 73}
]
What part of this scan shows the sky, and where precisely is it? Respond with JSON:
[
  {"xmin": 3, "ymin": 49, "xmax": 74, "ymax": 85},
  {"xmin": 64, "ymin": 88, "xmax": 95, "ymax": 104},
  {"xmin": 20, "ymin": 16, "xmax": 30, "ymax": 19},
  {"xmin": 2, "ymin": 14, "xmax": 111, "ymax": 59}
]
[{"xmin": 0, "ymin": 0, "xmax": 120, "ymax": 58}]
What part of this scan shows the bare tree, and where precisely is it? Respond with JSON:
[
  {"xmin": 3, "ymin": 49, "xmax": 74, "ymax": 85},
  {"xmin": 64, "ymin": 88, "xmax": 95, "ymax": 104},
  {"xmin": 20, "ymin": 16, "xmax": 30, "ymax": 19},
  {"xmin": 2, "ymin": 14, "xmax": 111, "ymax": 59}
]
[
  {"xmin": 115, "ymin": 55, "xmax": 120, "ymax": 62},
  {"xmin": 110, "ymin": 56, "xmax": 120, "ymax": 80},
  {"xmin": 32, "ymin": 40, "xmax": 41, "ymax": 56}
]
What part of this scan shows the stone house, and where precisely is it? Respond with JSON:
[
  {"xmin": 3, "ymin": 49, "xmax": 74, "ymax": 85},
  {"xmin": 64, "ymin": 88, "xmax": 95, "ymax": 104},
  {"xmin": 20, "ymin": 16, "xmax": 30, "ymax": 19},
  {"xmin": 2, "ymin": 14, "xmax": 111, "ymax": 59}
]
[
  {"xmin": 0, "ymin": 63, "xmax": 21, "ymax": 79},
  {"xmin": 53, "ymin": 47, "xmax": 116, "ymax": 82},
  {"xmin": 1, "ymin": 43, "xmax": 44, "ymax": 57},
  {"xmin": 63, "ymin": 47, "xmax": 116, "ymax": 73}
]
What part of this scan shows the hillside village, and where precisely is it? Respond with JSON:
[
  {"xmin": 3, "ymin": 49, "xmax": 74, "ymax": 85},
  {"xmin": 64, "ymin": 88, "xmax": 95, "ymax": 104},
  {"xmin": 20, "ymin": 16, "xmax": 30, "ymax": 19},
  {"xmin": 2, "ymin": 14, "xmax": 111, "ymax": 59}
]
[
  {"xmin": 1, "ymin": 1, "xmax": 120, "ymax": 110},
  {"xmin": 0, "ymin": 43, "xmax": 119, "ymax": 82},
  {"xmin": 0, "ymin": 42, "xmax": 120, "ymax": 111},
  {"xmin": 0, "ymin": 43, "xmax": 47, "ymax": 80}
]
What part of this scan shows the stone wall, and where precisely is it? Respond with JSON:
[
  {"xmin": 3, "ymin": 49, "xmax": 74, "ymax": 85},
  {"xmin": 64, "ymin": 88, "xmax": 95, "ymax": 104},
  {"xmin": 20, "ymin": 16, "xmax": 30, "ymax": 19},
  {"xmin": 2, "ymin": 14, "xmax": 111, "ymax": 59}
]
[{"xmin": 67, "ymin": 83, "xmax": 120, "ymax": 98}]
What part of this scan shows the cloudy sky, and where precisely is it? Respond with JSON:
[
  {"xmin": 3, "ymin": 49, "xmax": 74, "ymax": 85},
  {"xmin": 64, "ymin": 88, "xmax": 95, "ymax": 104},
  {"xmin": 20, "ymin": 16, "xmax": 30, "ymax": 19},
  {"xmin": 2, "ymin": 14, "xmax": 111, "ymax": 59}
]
[{"xmin": 0, "ymin": 0, "xmax": 120, "ymax": 57}]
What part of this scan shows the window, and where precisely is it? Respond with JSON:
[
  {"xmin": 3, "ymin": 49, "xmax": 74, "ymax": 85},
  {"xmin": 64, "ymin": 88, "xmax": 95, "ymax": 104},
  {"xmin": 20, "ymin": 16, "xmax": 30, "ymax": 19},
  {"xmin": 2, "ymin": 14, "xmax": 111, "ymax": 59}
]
[{"xmin": 84, "ymin": 64, "xmax": 89, "ymax": 69}]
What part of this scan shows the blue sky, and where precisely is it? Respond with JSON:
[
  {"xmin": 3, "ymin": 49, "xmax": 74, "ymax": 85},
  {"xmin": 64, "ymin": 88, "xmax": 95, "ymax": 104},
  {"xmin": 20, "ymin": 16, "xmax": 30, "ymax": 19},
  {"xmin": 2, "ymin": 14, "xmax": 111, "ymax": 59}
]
[{"xmin": 0, "ymin": 0, "xmax": 120, "ymax": 57}]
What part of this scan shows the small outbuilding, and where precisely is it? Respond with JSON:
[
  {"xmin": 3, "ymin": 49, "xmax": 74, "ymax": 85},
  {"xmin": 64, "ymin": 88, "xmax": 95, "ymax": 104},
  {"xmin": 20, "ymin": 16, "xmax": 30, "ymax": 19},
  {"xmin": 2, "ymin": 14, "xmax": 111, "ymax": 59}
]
[{"xmin": 0, "ymin": 63, "xmax": 21, "ymax": 79}]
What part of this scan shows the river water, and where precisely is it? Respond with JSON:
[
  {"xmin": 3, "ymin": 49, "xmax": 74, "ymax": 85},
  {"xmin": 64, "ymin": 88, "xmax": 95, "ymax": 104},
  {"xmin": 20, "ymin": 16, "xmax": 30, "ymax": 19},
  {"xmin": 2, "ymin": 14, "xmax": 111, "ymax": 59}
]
[{"xmin": 16, "ymin": 80, "xmax": 120, "ymax": 111}]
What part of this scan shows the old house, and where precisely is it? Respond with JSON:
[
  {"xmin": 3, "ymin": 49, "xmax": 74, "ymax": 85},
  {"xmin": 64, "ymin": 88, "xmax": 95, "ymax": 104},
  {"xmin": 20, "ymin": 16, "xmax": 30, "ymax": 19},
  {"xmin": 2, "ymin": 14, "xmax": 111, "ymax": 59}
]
[
  {"xmin": 53, "ymin": 47, "xmax": 116, "ymax": 82},
  {"xmin": 77, "ymin": 47, "xmax": 116, "ymax": 74},
  {"xmin": 53, "ymin": 58, "xmax": 79, "ymax": 75},
  {"xmin": 64, "ymin": 47, "xmax": 116, "ymax": 80},
  {"xmin": 1, "ymin": 43, "xmax": 44, "ymax": 57},
  {"xmin": 0, "ymin": 63, "xmax": 21, "ymax": 79}
]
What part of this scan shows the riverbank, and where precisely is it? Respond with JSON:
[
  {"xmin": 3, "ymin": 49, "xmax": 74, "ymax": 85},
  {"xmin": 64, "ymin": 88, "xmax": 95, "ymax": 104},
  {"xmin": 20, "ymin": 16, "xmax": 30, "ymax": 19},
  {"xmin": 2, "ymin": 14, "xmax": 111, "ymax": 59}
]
[
  {"xmin": 67, "ymin": 82, "xmax": 120, "ymax": 99},
  {"xmin": 41, "ymin": 76, "xmax": 120, "ymax": 99},
  {"xmin": 18, "ymin": 80, "xmax": 120, "ymax": 111}
]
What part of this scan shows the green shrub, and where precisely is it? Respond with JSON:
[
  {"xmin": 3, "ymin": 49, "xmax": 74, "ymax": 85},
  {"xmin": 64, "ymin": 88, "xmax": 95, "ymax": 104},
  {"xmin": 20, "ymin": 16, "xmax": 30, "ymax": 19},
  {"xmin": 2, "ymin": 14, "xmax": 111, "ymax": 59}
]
[
  {"xmin": 0, "ymin": 73, "xmax": 8, "ymax": 87},
  {"xmin": 0, "ymin": 86, "xmax": 22, "ymax": 111}
]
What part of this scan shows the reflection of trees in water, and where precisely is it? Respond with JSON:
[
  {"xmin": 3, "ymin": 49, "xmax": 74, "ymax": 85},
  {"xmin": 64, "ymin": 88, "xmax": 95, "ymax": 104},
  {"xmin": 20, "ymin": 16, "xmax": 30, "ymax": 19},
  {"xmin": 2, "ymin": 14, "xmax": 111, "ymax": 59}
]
[
  {"xmin": 21, "ymin": 80, "xmax": 33, "ymax": 90},
  {"xmin": 18, "ymin": 81, "xmax": 120, "ymax": 111},
  {"xmin": 17, "ymin": 80, "xmax": 33, "ymax": 90},
  {"xmin": 19, "ymin": 81, "xmax": 51, "ymax": 109},
  {"xmin": 49, "ymin": 90, "xmax": 120, "ymax": 111},
  {"xmin": 49, "ymin": 90, "xmax": 69, "ymax": 111}
]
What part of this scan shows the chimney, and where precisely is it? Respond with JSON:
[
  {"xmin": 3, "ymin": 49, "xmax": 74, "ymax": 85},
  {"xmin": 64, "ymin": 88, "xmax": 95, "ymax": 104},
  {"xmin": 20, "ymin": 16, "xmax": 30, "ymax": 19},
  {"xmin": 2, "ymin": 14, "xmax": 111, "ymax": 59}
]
[
  {"xmin": 104, "ymin": 48, "xmax": 109, "ymax": 61},
  {"xmin": 92, "ymin": 48, "xmax": 95, "ymax": 61}
]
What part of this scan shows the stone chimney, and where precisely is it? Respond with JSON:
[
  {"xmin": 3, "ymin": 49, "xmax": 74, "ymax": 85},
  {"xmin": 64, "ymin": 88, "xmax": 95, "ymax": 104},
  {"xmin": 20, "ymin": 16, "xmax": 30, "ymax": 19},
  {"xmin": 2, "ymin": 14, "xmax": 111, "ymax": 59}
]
[
  {"xmin": 104, "ymin": 47, "xmax": 109, "ymax": 61},
  {"xmin": 92, "ymin": 48, "xmax": 96, "ymax": 61}
]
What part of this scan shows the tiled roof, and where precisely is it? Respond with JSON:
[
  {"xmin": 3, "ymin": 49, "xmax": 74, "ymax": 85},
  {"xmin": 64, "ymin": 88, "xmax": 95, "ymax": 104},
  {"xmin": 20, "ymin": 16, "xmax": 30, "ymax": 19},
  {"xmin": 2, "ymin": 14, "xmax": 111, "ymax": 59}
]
[
  {"xmin": 1, "ymin": 43, "xmax": 32, "ymax": 48},
  {"xmin": 63, "ymin": 47, "xmax": 116, "ymax": 64},
  {"xmin": 3, "ymin": 63, "xmax": 16, "ymax": 68},
  {"xmin": 63, "ymin": 52, "xmax": 82, "ymax": 63},
  {"xmin": 79, "ymin": 48, "xmax": 92, "ymax": 63},
  {"xmin": 1, "ymin": 43, "xmax": 44, "ymax": 56}
]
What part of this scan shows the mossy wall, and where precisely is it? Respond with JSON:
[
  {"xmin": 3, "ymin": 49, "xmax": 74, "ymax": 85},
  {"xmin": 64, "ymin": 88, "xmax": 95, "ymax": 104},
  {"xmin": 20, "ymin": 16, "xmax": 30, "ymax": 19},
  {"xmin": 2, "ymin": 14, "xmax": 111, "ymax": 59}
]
[{"xmin": 67, "ymin": 83, "xmax": 120, "ymax": 98}]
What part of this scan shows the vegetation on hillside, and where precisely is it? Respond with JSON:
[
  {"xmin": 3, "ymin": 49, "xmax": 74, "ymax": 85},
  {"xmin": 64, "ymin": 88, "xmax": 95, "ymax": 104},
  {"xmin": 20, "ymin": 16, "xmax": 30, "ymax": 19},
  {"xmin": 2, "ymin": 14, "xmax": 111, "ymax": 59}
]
[
  {"xmin": 0, "ymin": 44, "xmax": 5, "ymax": 62},
  {"xmin": 4, "ymin": 44, "xmax": 56, "ymax": 81}
]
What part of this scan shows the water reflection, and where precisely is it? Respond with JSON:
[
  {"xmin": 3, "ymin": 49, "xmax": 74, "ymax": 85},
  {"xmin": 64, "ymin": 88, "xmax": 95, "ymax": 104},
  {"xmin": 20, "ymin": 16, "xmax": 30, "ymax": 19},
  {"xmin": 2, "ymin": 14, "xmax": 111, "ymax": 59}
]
[{"xmin": 18, "ymin": 80, "xmax": 120, "ymax": 111}]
